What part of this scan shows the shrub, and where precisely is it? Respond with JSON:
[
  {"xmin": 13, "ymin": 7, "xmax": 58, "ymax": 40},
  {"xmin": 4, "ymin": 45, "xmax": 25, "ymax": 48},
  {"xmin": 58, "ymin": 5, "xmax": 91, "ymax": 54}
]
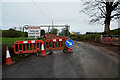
[{"xmin": 70, "ymin": 34, "xmax": 101, "ymax": 42}]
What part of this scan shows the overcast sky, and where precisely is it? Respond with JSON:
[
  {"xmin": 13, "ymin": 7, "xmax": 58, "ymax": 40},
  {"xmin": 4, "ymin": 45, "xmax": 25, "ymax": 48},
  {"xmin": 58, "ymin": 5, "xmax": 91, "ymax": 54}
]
[{"xmin": 2, "ymin": 1, "xmax": 119, "ymax": 34}]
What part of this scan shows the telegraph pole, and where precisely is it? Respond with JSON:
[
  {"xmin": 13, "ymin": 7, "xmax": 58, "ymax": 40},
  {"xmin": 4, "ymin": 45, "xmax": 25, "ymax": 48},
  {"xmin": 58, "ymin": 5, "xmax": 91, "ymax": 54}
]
[
  {"xmin": 52, "ymin": 19, "xmax": 53, "ymax": 28},
  {"xmin": 51, "ymin": 19, "xmax": 54, "ymax": 35}
]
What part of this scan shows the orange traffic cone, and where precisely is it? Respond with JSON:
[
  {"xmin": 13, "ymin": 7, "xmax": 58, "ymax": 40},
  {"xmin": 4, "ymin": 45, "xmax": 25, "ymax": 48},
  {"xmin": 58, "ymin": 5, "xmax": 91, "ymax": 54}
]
[
  {"xmin": 40, "ymin": 43, "xmax": 46, "ymax": 56},
  {"xmin": 67, "ymin": 47, "xmax": 72, "ymax": 53},
  {"xmin": 5, "ymin": 46, "xmax": 15, "ymax": 65}
]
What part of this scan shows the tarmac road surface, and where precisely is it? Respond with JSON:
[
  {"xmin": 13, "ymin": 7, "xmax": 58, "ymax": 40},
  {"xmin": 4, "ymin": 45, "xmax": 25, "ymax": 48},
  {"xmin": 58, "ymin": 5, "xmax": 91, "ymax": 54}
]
[{"xmin": 2, "ymin": 41, "xmax": 118, "ymax": 78}]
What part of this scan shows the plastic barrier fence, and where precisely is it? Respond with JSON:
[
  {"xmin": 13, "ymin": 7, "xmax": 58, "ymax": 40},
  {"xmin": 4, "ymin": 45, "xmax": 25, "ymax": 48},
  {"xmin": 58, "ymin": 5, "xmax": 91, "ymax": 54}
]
[
  {"xmin": 13, "ymin": 40, "xmax": 44, "ymax": 54},
  {"xmin": 44, "ymin": 38, "xmax": 67, "ymax": 51},
  {"xmin": 101, "ymin": 35, "xmax": 120, "ymax": 46},
  {"xmin": 102, "ymin": 37, "xmax": 112, "ymax": 44},
  {"xmin": 111, "ymin": 38, "xmax": 119, "ymax": 45},
  {"xmin": 46, "ymin": 34, "xmax": 64, "ymax": 39}
]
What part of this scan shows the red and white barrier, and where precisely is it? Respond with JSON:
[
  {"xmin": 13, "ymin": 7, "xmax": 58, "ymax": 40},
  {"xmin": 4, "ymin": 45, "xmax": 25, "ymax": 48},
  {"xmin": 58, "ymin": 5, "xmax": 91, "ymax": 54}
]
[{"xmin": 13, "ymin": 40, "xmax": 44, "ymax": 54}]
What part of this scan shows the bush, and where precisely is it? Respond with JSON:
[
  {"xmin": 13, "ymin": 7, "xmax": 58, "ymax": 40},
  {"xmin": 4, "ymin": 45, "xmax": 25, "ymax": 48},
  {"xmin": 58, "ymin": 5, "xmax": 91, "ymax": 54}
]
[{"xmin": 70, "ymin": 34, "xmax": 101, "ymax": 43}]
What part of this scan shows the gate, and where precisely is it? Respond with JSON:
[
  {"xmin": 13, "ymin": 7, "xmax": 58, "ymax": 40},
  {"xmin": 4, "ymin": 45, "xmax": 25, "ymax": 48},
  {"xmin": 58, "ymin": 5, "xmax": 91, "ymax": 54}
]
[{"xmin": 13, "ymin": 40, "xmax": 44, "ymax": 54}]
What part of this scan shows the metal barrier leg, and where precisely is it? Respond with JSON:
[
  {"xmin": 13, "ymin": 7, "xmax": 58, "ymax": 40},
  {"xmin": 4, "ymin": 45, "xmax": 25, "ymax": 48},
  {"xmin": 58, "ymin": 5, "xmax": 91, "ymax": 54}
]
[
  {"xmin": 47, "ymin": 50, "xmax": 53, "ymax": 55},
  {"xmin": 36, "ymin": 51, "xmax": 40, "ymax": 57},
  {"xmin": 63, "ymin": 49, "xmax": 67, "ymax": 53}
]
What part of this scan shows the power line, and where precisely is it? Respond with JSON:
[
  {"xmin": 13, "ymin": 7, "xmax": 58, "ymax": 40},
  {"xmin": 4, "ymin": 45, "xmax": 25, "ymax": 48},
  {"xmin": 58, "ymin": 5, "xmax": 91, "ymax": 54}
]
[{"xmin": 32, "ymin": 0, "xmax": 52, "ymax": 20}]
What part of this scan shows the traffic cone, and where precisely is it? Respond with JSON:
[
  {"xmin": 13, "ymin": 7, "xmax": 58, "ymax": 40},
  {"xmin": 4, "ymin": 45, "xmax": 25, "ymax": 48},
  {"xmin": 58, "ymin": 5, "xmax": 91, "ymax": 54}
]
[
  {"xmin": 67, "ymin": 47, "xmax": 72, "ymax": 53},
  {"xmin": 5, "ymin": 46, "xmax": 15, "ymax": 65},
  {"xmin": 40, "ymin": 43, "xmax": 46, "ymax": 56}
]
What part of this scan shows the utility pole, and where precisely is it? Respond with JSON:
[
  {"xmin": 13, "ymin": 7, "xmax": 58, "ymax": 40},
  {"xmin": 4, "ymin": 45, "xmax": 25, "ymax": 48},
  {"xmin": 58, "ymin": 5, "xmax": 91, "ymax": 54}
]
[
  {"xmin": 51, "ymin": 19, "xmax": 54, "ymax": 35},
  {"xmin": 48, "ymin": 26, "xmax": 50, "ymax": 38},
  {"xmin": 52, "ymin": 19, "xmax": 53, "ymax": 29}
]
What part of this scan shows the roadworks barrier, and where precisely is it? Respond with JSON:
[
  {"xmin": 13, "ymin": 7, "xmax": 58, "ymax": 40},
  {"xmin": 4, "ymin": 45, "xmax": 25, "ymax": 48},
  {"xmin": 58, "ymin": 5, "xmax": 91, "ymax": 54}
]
[
  {"xmin": 12, "ymin": 38, "xmax": 73, "ymax": 56},
  {"xmin": 5, "ymin": 38, "xmax": 73, "ymax": 65},
  {"xmin": 12, "ymin": 40, "xmax": 47, "ymax": 56},
  {"xmin": 101, "ymin": 35, "xmax": 120, "ymax": 46},
  {"xmin": 44, "ymin": 38, "xmax": 66, "ymax": 51}
]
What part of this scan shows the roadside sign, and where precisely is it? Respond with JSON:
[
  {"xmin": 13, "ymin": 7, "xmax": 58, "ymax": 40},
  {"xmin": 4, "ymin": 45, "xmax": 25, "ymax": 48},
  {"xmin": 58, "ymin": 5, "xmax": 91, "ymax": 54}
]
[
  {"xmin": 28, "ymin": 27, "xmax": 41, "ymax": 38},
  {"xmin": 65, "ymin": 39, "xmax": 73, "ymax": 47}
]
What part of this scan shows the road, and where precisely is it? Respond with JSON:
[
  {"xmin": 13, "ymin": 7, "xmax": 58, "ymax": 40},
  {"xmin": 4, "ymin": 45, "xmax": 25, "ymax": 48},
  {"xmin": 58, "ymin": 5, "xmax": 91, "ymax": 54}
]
[{"xmin": 2, "ymin": 41, "xmax": 118, "ymax": 78}]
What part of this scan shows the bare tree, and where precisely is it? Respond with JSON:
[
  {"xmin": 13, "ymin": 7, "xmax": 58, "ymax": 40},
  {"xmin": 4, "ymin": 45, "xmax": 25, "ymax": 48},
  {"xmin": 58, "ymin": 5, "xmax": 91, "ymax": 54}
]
[
  {"xmin": 82, "ymin": 0, "xmax": 120, "ymax": 33},
  {"xmin": 61, "ymin": 26, "xmax": 70, "ymax": 36}
]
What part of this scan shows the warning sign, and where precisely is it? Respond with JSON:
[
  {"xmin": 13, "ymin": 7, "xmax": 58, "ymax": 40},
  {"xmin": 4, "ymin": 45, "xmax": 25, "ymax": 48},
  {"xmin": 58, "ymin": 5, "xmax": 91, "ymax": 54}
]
[{"xmin": 28, "ymin": 27, "xmax": 41, "ymax": 38}]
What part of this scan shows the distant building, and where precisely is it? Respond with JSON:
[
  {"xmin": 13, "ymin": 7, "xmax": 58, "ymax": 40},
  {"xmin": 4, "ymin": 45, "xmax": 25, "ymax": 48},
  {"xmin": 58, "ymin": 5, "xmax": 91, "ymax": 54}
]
[{"xmin": 71, "ymin": 32, "xmax": 80, "ymax": 35}]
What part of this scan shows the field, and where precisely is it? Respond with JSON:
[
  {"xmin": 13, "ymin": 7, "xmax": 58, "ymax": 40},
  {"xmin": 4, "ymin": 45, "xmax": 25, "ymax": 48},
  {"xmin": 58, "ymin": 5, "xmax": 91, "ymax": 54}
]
[{"xmin": 2, "ymin": 37, "xmax": 23, "ymax": 47}]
